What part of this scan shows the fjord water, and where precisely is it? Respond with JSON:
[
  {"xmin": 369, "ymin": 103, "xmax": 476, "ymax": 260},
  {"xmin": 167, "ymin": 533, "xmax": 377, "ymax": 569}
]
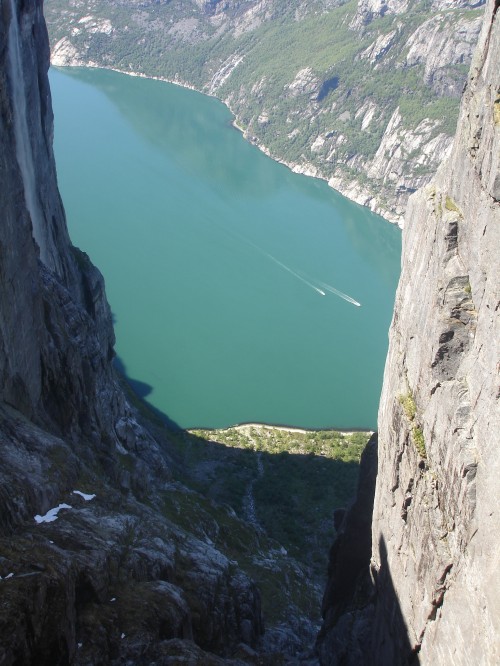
[{"xmin": 50, "ymin": 67, "xmax": 401, "ymax": 430}]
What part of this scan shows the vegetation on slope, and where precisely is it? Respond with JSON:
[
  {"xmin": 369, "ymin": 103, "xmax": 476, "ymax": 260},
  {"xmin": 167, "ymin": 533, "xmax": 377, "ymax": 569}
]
[{"xmin": 45, "ymin": 0, "xmax": 484, "ymax": 219}]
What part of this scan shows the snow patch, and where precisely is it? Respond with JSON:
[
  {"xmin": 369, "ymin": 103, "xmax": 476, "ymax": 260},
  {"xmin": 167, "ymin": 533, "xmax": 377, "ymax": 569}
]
[
  {"xmin": 1, "ymin": 573, "xmax": 14, "ymax": 581},
  {"xmin": 73, "ymin": 490, "xmax": 96, "ymax": 501},
  {"xmin": 34, "ymin": 503, "xmax": 72, "ymax": 524}
]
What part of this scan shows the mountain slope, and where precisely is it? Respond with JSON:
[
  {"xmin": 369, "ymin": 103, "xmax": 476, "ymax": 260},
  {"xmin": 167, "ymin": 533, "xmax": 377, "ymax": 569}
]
[{"xmin": 44, "ymin": 0, "xmax": 485, "ymax": 223}]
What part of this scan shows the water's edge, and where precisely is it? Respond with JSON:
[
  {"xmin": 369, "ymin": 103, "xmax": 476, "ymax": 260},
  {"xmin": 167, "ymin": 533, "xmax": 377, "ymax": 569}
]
[{"xmin": 51, "ymin": 62, "xmax": 399, "ymax": 227}]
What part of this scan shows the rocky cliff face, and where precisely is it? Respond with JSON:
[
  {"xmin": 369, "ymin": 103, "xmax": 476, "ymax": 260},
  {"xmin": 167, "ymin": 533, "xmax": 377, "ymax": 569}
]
[
  {"xmin": 349, "ymin": 0, "xmax": 410, "ymax": 29},
  {"xmin": 0, "ymin": 2, "xmax": 277, "ymax": 663},
  {"xmin": 372, "ymin": 0, "xmax": 500, "ymax": 658},
  {"xmin": 319, "ymin": 0, "xmax": 499, "ymax": 662},
  {"xmin": 0, "ymin": 0, "xmax": 124, "ymax": 465}
]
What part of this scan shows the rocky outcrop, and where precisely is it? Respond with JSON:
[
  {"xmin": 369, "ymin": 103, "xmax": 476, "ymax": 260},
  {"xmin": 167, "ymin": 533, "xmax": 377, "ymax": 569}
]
[
  {"xmin": 350, "ymin": 0, "xmax": 410, "ymax": 29},
  {"xmin": 405, "ymin": 13, "xmax": 483, "ymax": 97},
  {"xmin": 363, "ymin": 108, "xmax": 454, "ymax": 221},
  {"xmin": 318, "ymin": 0, "xmax": 499, "ymax": 662}
]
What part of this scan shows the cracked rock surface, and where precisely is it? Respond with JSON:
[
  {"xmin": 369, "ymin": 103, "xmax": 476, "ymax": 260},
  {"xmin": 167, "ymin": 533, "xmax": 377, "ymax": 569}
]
[
  {"xmin": 318, "ymin": 0, "xmax": 499, "ymax": 663},
  {"xmin": 376, "ymin": 0, "xmax": 499, "ymax": 659}
]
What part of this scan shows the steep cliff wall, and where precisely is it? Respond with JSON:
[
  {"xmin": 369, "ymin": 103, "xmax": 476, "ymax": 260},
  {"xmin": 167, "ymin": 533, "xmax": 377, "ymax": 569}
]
[
  {"xmin": 0, "ymin": 2, "xmax": 266, "ymax": 663},
  {"xmin": 319, "ymin": 0, "xmax": 499, "ymax": 662},
  {"xmin": 0, "ymin": 0, "xmax": 121, "ymax": 444},
  {"xmin": 373, "ymin": 0, "xmax": 500, "ymax": 658}
]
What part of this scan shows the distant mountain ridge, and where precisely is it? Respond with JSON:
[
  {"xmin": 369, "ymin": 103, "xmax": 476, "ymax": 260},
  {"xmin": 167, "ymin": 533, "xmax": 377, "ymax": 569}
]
[{"xmin": 45, "ymin": 0, "xmax": 485, "ymax": 224}]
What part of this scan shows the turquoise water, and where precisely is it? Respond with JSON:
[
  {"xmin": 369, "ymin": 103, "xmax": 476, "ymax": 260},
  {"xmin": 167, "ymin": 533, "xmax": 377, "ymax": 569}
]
[{"xmin": 50, "ymin": 67, "xmax": 401, "ymax": 430}]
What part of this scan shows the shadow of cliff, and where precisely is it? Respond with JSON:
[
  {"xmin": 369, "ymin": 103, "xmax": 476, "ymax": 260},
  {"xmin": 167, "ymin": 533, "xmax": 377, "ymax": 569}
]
[
  {"xmin": 317, "ymin": 434, "xmax": 420, "ymax": 665},
  {"xmin": 156, "ymin": 424, "xmax": 366, "ymax": 577},
  {"xmin": 109, "ymin": 345, "xmax": 373, "ymax": 629},
  {"xmin": 372, "ymin": 535, "xmax": 421, "ymax": 665},
  {"xmin": 113, "ymin": 355, "xmax": 182, "ymax": 431},
  {"xmin": 320, "ymin": 434, "xmax": 378, "ymax": 620},
  {"xmin": 110, "ymin": 357, "xmax": 364, "ymax": 569},
  {"xmin": 113, "ymin": 356, "xmax": 153, "ymax": 400}
]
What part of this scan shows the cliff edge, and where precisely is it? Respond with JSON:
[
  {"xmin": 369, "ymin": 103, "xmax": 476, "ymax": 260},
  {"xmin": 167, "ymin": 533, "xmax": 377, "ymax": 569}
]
[{"xmin": 319, "ymin": 0, "xmax": 499, "ymax": 662}]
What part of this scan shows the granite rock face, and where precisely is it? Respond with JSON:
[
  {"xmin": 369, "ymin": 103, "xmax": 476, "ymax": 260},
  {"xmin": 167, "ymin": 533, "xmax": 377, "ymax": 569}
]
[
  {"xmin": 319, "ymin": 0, "xmax": 499, "ymax": 662},
  {"xmin": 0, "ymin": 2, "xmax": 266, "ymax": 663},
  {"xmin": 0, "ymin": 0, "xmax": 117, "ymax": 442},
  {"xmin": 350, "ymin": 0, "xmax": 410, "ymax": 29},
  {"xmin": 373, "ymin": 0, "xmax": 500, "ymax": 660},
  {"xmin": 405, "ymin": 13, "xmax": 483, "ymax": 97}
]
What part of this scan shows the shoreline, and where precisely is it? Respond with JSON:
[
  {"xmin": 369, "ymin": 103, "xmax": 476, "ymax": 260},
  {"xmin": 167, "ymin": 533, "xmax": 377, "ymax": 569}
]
[
  {"xmin": 51, "ymin": 60, "xmax": 401, "ymax": 227},
  {"xmin": 188, "ymin": 422, "xmax": 375, "ymax": 436}
]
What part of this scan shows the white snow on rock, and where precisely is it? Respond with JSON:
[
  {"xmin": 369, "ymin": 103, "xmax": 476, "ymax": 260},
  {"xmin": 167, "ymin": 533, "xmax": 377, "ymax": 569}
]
[
  {"xmin": 73, "ymin": 490, "xmax": 96, "ymax": 501},
  {"xmin": 34, "ymin": 503, "xmax": 72, "ymax": 524}
]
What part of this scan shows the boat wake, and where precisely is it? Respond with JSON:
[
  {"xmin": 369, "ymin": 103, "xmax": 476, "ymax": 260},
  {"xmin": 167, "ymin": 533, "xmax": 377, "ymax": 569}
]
[
  {"xmin": 316, "ymin": 279, "xmax": 361, "ymax": 307},
  {"xmin": 224, "ymin": 227, "xmax": 327, "ymax": 297},
  {"xmin": 218, "ymin": 224, "xmax": 358, "ymax": 304},
  {"xmin": 263, "ymin": 251, "xmax": 326, "ymax": 296}
]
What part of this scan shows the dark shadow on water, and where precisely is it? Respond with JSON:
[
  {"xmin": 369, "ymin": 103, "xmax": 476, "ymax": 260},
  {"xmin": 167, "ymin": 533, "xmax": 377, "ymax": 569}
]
[
  {"xmin": 113, "ymin": 356, "xmax": 153, "ymax": 399},
  {"xmin": 112, "ymin": 355, "xmax": 182, "ymax": 431}
]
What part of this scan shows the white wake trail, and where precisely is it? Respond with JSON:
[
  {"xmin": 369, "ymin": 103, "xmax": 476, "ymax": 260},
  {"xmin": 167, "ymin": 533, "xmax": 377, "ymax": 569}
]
[
  {"xmin": 224, "ymin": 227, "xmax": 326, "ymax": 296},
  {"xmin": 316, "ymin": 280, "xmax": 361, "ymax": 307},
  {"xmin": 263, "ymin": 252, "xmax": 326, "ymax": 296}
]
